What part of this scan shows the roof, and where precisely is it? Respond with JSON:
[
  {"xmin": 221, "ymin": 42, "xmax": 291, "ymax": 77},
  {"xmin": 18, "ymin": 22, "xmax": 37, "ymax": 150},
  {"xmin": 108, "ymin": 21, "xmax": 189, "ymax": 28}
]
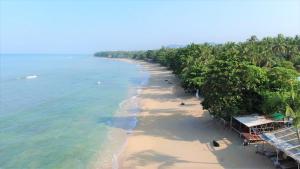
[
  {"xmin": 261, "ymin": 127, "xmax": 300, "ymax": 163},
  {"xmin": 234, "ymin": 115, "xmax": 274, "ymax": 127}
]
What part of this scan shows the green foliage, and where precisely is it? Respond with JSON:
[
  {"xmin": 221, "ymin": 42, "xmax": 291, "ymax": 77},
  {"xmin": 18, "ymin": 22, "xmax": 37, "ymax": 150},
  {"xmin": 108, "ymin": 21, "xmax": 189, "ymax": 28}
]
[
  {"xmin": 267, "ymin": 67, "xmax": 299, "ymax": 92},
  {"xmin": 94, "ymin": 34, "xmax": 300, "ymax": 119},
  {"xmin": 201, "ymin": 59, "xmax": 247, "ymax": 117},
  {"xmin": 94, "ymin": 51, "xmax": 145, "ymax": 58},
  {"xmin": 201, "ymin": 57, "xmax": 268, "ymax": 118},
  {"xmin": 284, "ymin": 86, "xmax": 300, "ymax": 136},
  {"xmin": 261, "ymin": 91, "xmax": 288, "ymax": 115}
]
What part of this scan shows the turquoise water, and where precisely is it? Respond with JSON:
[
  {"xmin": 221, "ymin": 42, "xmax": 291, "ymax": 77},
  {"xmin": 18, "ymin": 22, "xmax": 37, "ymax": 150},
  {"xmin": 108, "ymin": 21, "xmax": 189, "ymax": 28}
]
[{"xmin": 0, "ymin": 54, "xmax": 147, "ymax": 169}]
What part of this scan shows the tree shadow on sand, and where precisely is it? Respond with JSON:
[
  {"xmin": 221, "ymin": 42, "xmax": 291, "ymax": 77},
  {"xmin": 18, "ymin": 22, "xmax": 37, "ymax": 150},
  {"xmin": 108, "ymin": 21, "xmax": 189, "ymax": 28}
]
[
  {"xmin": 97, "ymin": 63, "xmax": 273, "ymax": 168},
  {"xmin": 97, "ymin": 112, "xmax": 229, "ymax": 143},
  {"xmin": 127, "ymin": 150, "xmax": 218, "ymax": 169},
  {"xmin": 97, "ymin": 112, "xmax": 273, "ymax": 169}
]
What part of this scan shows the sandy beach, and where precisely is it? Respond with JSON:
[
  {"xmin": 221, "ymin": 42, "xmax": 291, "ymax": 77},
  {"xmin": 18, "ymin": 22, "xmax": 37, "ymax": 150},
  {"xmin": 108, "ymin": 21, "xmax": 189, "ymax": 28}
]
[{"xmin": 118, "ymin": 61, "xmax": 274, "ymax": 169}]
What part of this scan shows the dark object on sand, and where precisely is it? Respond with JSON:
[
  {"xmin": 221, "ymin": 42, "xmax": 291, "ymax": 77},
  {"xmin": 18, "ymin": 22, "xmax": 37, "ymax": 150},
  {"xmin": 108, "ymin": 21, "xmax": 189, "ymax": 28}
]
[
  {"xmin": 243, "ymin": 139, "xmax": 249, "ymax": 146},
  {"xmin": 165, "ymin": 79, "xmax": 168, "ymax": 81},
  {"xmin": 212, "ymin": 140, "xmax": 220, "ymax": 147},
  {"xmin": 168, "ymin": 82, "xmax": 173, "ymax": 84},
  {"xmin": 180, "ymin": 102, "xmax": 185, "ymax": 105}
]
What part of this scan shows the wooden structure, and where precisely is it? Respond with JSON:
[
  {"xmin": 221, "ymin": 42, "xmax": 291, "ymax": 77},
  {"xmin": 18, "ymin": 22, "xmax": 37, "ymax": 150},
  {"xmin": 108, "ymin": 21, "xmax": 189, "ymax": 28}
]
[{"xmin": 231, "ymin": 115, "xmax": 277, "ymax": 143}]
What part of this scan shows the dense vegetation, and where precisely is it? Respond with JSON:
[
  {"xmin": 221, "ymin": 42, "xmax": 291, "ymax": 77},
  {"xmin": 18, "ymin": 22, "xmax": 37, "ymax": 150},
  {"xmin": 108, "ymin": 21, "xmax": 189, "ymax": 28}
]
[
  {"xmin": 95, "ymin": 34, "xmax": 300, "ymax": 120},
  {"xmin": 94, "ymin": 51, "xmax": 145, "ymax": 58}
]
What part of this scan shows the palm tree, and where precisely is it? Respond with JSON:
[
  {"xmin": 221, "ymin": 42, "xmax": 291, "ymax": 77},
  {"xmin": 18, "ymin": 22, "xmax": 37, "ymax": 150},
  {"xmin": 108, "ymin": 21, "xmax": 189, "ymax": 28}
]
[{"xmin": 285, "ymin": 86, "xmax": 300, "ymax": 141}]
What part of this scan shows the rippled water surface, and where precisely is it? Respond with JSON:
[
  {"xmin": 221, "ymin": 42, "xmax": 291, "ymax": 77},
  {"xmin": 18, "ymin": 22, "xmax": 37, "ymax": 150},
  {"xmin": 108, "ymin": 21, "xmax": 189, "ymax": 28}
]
[{"xmin": 0, "ymin": 54, "xmax": 148, "ymax": 169}]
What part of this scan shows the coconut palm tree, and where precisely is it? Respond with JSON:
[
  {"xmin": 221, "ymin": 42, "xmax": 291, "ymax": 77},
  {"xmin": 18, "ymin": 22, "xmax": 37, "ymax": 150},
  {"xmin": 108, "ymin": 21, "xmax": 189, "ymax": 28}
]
[{"xmin": 285, "ymin": 86, "xmax": 300, "ymax": 141}]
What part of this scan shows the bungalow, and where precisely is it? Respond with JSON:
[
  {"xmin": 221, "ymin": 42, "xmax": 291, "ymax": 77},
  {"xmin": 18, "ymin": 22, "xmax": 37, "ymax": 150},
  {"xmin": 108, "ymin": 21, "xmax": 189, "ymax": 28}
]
[{"xmin": 230, "ymin": 114, "xmax": 285, "ymax": 143}]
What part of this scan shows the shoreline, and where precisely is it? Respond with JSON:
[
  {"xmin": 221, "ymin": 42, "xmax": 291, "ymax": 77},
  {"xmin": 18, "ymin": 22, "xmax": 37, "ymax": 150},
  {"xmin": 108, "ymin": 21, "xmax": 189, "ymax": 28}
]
[
  {"xmin": 111, "ymin": 59, "xmax": 149, "ymax": 169},
  {"xmin": 91, "ymin": 58, "xmax": 149, "ymax": 169},
  {"xmin": 110, "ymin": 63, "xmax": 149, "ymax": 169},
  {"xmin": 116, "ymin": 59, "xmax": 274, "ymax": 169}
]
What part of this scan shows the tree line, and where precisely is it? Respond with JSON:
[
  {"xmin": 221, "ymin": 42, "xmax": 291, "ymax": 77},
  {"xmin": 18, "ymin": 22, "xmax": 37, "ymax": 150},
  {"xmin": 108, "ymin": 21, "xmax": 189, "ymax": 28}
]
[
  {"xmin": 95, "ymin": 34, "xmax": 300, "ymax": 120},
  {"xmin": 94, "ymin": 51, "xmax": 145, "ymax": 58}
]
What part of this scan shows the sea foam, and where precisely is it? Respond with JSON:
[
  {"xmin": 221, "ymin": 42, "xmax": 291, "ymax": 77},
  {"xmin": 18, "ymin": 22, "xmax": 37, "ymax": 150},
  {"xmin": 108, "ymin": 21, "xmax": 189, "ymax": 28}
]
[{"xmin": 25, "ymin": 75, "xmax": 38, "ymax": 79}]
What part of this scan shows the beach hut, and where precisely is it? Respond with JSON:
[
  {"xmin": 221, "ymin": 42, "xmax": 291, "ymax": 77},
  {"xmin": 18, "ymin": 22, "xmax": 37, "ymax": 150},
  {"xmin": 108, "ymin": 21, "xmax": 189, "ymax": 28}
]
[
  {"xmin": 231, "ymin": 114, "xmax": 277, "ymax": 143},
  {"xmin": 261, "ymin": 127, "xmax": 300, "ymax": 168}
]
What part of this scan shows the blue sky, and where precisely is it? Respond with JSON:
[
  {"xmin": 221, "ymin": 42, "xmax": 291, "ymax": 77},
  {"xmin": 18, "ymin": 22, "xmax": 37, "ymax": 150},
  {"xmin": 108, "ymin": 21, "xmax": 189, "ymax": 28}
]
[{"xmin": 0, "ymin": 0, "xmax": 299, "ymax": 54}]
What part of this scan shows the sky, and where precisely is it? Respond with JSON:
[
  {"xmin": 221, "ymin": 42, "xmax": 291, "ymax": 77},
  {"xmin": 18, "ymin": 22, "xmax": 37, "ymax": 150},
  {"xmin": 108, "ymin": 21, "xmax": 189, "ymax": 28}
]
[{"xmin": 0, "ymin": 0, "xmax": 299, "ymax": 54}]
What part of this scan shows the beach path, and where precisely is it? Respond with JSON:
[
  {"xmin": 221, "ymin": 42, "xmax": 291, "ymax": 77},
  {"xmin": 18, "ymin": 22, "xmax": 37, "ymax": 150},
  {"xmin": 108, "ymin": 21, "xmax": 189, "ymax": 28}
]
[{"xmin": 119, "ymin": 62, "xmax": 274, "ymax": 169}]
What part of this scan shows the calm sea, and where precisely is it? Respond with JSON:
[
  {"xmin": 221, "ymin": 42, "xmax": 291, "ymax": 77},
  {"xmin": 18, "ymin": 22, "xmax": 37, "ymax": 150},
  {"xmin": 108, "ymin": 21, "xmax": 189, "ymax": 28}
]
[{"xmin": 0, "ymin": 54, "xmax": 148, "ymax": 169}]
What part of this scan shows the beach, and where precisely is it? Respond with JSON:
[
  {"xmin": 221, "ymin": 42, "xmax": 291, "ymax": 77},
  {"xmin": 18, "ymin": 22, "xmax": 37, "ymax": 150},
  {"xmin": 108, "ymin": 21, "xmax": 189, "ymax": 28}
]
[{"xmin": 118, "ymin": 60, "xmax": 274, "ymax": 169}]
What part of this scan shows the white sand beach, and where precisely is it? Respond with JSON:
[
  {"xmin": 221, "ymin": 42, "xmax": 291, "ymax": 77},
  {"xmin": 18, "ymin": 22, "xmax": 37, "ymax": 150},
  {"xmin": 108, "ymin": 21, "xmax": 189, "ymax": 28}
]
[{"xmin": 118, "ymin": 61, "xmax": 274, "ymax": 169}]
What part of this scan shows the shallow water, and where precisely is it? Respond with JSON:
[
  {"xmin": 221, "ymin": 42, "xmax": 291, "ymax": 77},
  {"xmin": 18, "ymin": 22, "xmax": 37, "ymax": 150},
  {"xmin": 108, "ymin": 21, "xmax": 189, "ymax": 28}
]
[{"xmin": 0, "ymin": 54, "xmax": 148, "ymax": 169}]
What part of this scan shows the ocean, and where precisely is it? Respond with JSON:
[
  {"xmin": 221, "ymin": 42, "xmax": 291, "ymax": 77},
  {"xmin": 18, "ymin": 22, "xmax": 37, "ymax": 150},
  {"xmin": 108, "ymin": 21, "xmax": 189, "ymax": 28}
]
[{"xmin": 0, "ymin": 54, "xmax": 148, "ymax": 169}]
